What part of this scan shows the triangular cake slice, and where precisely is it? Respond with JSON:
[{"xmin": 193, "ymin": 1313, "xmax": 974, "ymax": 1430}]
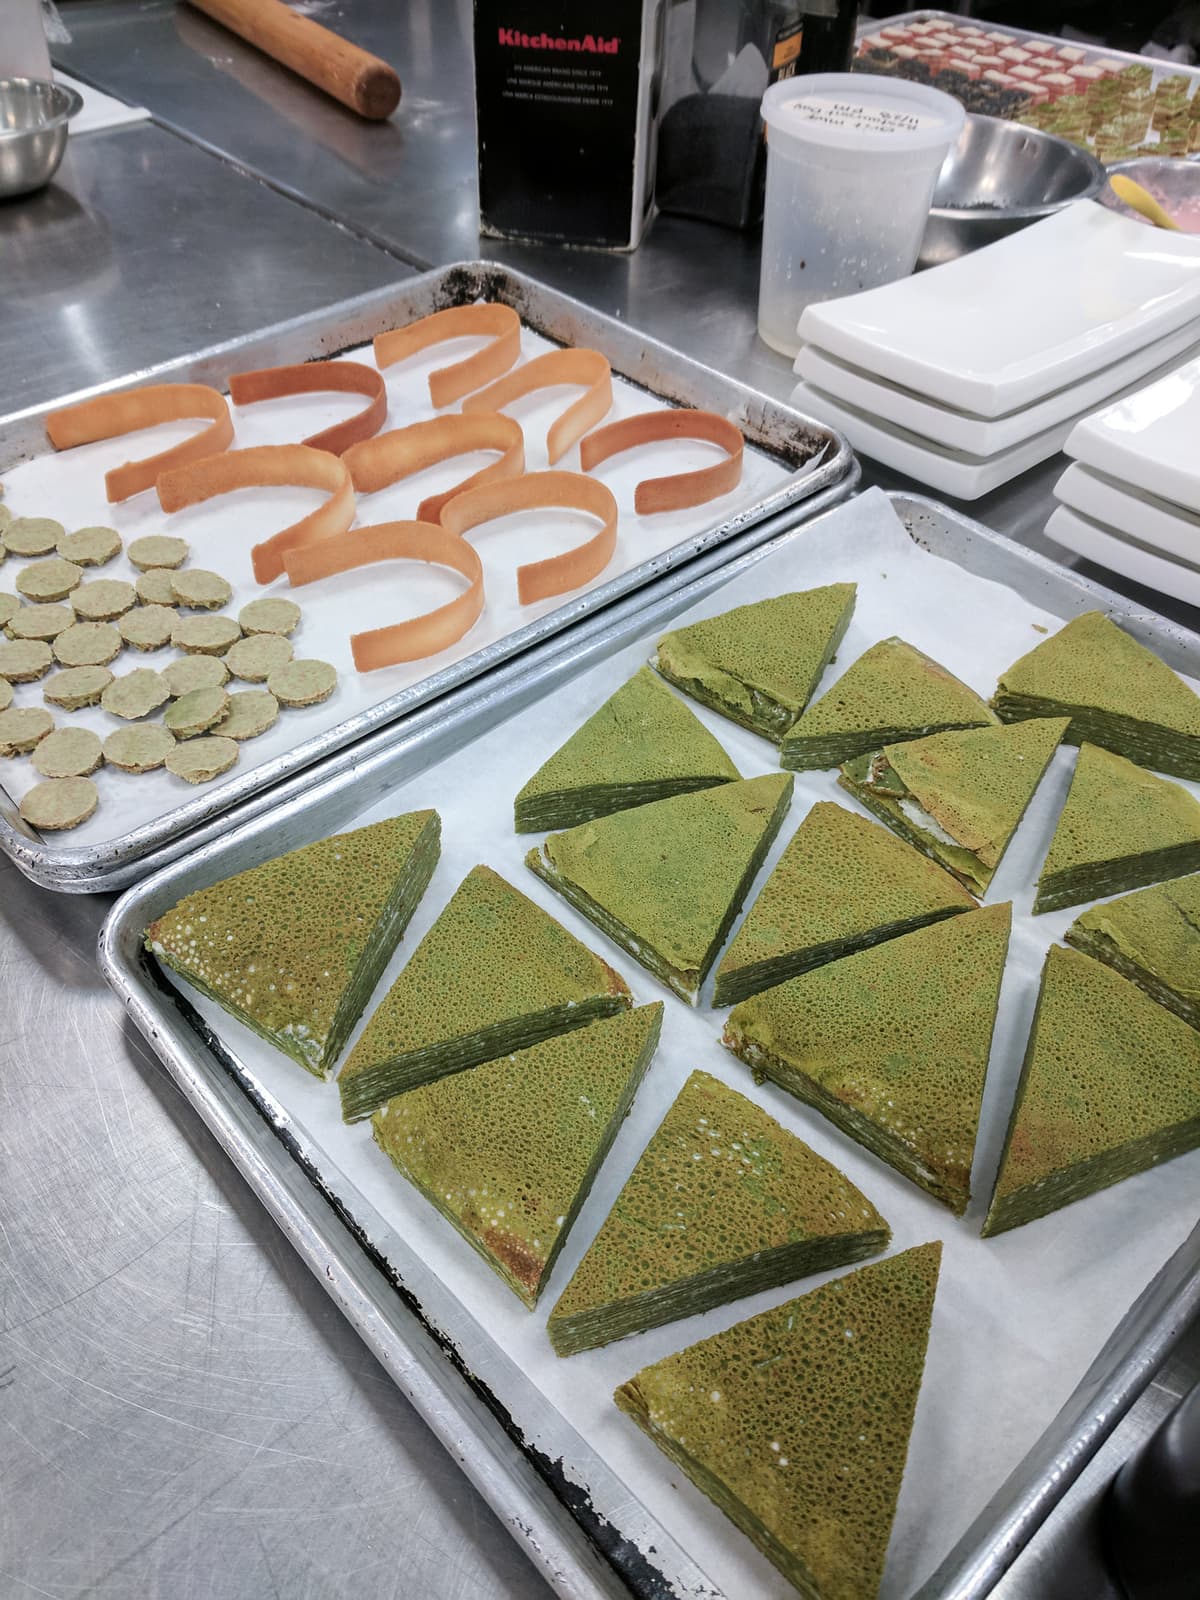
[
  {"xmin": 1033, "ymin": 743, "xmax": 1200, "ymax": 914},
  {"xmin": 614, "ymin": 1243, "xmax": 941, "ymax": 1600},
  {"xmin": 983, "ymin": 945, "xmax": 1200, "ymax": 1237},
  {"xmin": 514, "ymin": 666, "xmax": 740, "ymax": 833},
  {"xmin": 548, "ymin": 1068, "xmax": 890, "ymax": 1356},
  {"xmin": 780, "ymin": 636, "xmax": 998, "ymax": 772},
  {"xmin": 714, "ymin": 800, "xmax": 974, "ymax": 1007},
  {"xmin": 723, "ymin": 904, "xmax": 1011, "ymax": 1213},
  {"xmin": 338, "ymin": 864, "xmax": 631, "ymax": 1121},
  {"xmin": 526, "ymin": 773, "xmax": 793, "ymax": 1004},
  {"xmin": 651, "ymin": 583, "xmax": 856, "ymax": 743},
  {"xmin": 373, "ymin": 1004, "xmax": 663, "ymax": 1307},
  {"xmin": 147, "ymin": 810, "xmax": 441, "ymax": 1078},
  {"xmin": 1065, "ymin": 873, "xmax": 1200, "ymax": 1030},
  {"xmin": 839, "ymin": 718, "xmax": 1068, "ymax": 896},
  {"xmin": 993, "ymin": 610, "xmax": 1200, "ymax": 781}
]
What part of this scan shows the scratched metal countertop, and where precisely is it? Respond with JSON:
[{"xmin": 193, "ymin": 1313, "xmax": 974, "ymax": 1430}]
[{"xmin": 1, "ymin": 4, "xmax": 1196, "ymax": 1598}]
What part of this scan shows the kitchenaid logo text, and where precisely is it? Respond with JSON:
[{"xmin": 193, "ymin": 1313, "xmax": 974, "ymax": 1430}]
[{"xmin": 497, "ymin": 29, "xmax": 620, "ymax": 53}]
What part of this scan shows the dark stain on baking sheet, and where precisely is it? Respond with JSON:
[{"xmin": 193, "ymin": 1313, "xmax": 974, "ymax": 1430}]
[{"xmin": 146, "ymin": 959, "xmax": 701, "ymax": 1600}]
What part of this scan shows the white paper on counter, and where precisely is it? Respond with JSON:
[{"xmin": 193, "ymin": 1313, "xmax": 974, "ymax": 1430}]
[
  {"xmin": 160, "ymin": 489, "xmax": 1200, "ymax": 1599},
  {"xmin": 0, "ymin": 324, "xmax": 796, "ymax": 846},
  {"xmin": 57, "ymin": 70, "xmax": 151, "ymax": 134}
]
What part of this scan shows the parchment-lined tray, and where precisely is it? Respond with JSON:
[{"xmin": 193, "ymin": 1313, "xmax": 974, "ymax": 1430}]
[
  {"xmin": 0, "ymin": 261, "xmax": 853, "ymax": 894},
  {"xmin": 100, "ymin": 491, "xmax": 1200, "ymax": 1599}
]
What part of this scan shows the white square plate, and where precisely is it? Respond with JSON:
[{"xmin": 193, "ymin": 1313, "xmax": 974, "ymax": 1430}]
[
  {"xmin": 790, "ymin": 379, "xmax": 1075, "ymax": 500},
  {"xmin": 1054, "ymin": 461, "xmax": 1200, "ymax": 569},
  {"xmin": 798, "ymin": 202, "xmax": 1200, "ymax": 418},
  {"xmin": 1065, "ymin": 352, "xmax": 1200, "ymax": 514},
  {"xmin": 794, "ymin": 324, "xmax": 1200, "ymax": 457},
  {"xmin": 1045, "ymin": 503, "xmax": 1200, "ymax": 608}
]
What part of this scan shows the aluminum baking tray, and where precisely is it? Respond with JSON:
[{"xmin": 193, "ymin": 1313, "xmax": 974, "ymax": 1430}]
[
  {"xmin": 99, "ymin": 490, "xmax": 1200, "ymax": 1600},
  {"xmin": 0, "ymin": 259, "xmax": 854, "ymax": 896}
]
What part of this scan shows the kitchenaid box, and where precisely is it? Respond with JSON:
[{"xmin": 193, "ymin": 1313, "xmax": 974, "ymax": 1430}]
[{"xmin": 474, "ymin": 2, "xmax": 662, "ymax": 249}]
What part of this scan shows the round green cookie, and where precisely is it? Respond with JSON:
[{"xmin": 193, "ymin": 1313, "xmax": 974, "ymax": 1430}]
[
  {"xmin": 238, "ymin": 597, "xmax": 301, "ymax": 637},
  {"xmin": 217, "ymin": 689, "xmax": 278, "ymax": 741},
  {"xmin": 224, "ymin": 633, "xmax": 292, "ymax": 682},
  {"xmin": 172, "ymin": 614, "xmax": 241, "ymax": 655},
  {"xmin": 58, "ymin": 525, "xmax": 122, "ymax": 566},
  {"xmin": 101, "ymin": 668, "xmax": 171, "ymax": 720},
  {"xmin": 4, "ymin": 516, "xmax": 64, "ymax": 557},
  {"xmin": 32, "ymin": 726, "xmax": 103, "ymax": 778},
  {"xmin": 7, "ymin": 603, "xmax": 74, "ymax": 641},
  {"xmin": 166, "ymin": 735, "xmax": 238, "ymax": 784},
  {"xmin": 128, "ymin": 535, "xmax": 189, "ymax": 571},
  {"xmin": 72, "ymin": 579, "xmax": 137, "ymax": 621},
  {"xmin": 0, "ymin": 679, "xmax": 11, "ymax": 712},
  {"xmin": 16, "ymin": 558, "xmax": 83, "ymax": 602},
  {"xmin": 119, "ymin": 604, "xmax": 176, "ymax": 652},
  {"xmin": 19, "ymin": 776, "xmax": 99, "ymax": 830},
  {"xmin": 164, "ymin": 654, "xmax": 228, "ymax": 696},
  {"xmin": 104, "ymin": 724, "xmax": 177, "ymax": 773},
  {"xmin": 53, "ymin": 622, "xmax": 123, "ymax": 667},
  {"xmin": 136, "ymin": 568, "xmax": 178, "ymax": 606},
  {"xmin": 0, "ymin": 593, "xmax": 19, "ymax": 629},
  {"xmin": 164, "ymin": 686, "xmax": 230, "ymax": 738},
  {"xmin": 0, "ymin": 639, "xmax": 54, "ymax": 681},
  {"xmin": 0, "ymin": 706, "xmax": 54, "ymax": 756},
  {"xmin": 44, "ymin": 665, "xmax": 114, "ymax": 710},
  {"xmin": 171, "ymin": 568, "xmax": 233, "ymax": 610},
  {"xmin": 267, "ymin": 658, "xmax": 337, "ymax": 708}
]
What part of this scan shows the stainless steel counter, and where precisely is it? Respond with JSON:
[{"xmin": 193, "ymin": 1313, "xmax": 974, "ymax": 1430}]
[{"xmin": 2, "ymin": 4, "xmax": 1196, "ymax": 1597}]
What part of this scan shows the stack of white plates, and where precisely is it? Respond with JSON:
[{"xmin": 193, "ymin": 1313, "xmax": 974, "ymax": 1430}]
[
  {"xmin": 1048, "ymin": 354, "xmax": 1200, "ymax": 606},
  {"xmin": 789, "ymin": 202, "xmax": 1200, "ymax": 500}
]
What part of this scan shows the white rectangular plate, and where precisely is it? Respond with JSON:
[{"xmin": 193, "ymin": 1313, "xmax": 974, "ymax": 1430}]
[
  {"xmin": 1046, "ymin": 502, "xmax": 1200, "ymax": 607},
  {"xmin": 798, "ymin": 202, "xmax": 1200, "ymax": 417},
  {"xmin": 1065, "ymin": 351, "xmax": 1200, "ymax": 513},
  {"xmin": 1055, "ymin": 460, "xmax": 1200, "ymax": 568}
]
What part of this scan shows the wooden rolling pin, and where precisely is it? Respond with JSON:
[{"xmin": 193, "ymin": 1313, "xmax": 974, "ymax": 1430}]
[{"xmin": 185, "ymin": 0, "xmax": 401, "ymax": 120}]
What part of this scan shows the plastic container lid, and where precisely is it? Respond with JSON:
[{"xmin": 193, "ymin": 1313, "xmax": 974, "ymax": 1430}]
[{"xmin": 761, "ymin": 72, "xmax": 965, "ymax": 162}]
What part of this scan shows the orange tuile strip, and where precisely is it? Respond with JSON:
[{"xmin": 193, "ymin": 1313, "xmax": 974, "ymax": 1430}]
[
  {"xmin": 157, "ymin": 444, "xmax": 355, "ymax": 585},
  {"xmin": 343, "ymin": 413, "xmax": 525, "ymax": 523},
  {"xmin": 579, "ymin": 409, "xmax": 745, "ymax": 514},
  {"xmin": 228, "ymin": 360, "xmax": 387, "ymax": 456},
  {"xmin": 282, "ymin": 520, "xmax": 485, "ymax": 671},
  {"xmin": 373, "ymin": 304, "xmax": 522, "ymax": 408},
  {"xmin": 45, "ymin": 383, "xmax": 234, "ymax": 504},
  {"xmin": 461, "ymin": 348, "xmax": 613, "ymax": 466},
  {"xmin": 439, "ymin": 469, "xmax": 617, "ymax": 606}
]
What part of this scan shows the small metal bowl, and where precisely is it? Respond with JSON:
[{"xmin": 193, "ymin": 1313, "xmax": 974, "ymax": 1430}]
[
  {"xmin": 1097, "ymin": 157, "xmax": 1200, "ymax": 234},
  {"xmin": 0, "ymin": 77, "xmax": 82, "ymax": 201},
  {"xmin": 919, "ymin": 114, "xmax": 1107, "ymax": 269}
]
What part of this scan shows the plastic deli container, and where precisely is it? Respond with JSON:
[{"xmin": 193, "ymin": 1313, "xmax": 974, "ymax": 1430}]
[{"xmin": 757, "ymin": 73, "xmax": 966, "ymax": 357}]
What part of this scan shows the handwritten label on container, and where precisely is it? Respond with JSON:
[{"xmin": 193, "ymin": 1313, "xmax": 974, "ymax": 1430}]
[{"xmin": 786, "ymin": 94, "xmax": 939, "ymax": 136}]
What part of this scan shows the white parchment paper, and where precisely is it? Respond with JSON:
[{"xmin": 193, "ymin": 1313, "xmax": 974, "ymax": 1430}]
[
  {"xmin": 159, "ymin": 490, "xmax": 1200, "ymax": 1599},
  {"xmin": 0, "ymin": 325, "xmax": 794, "ymax": 846}
]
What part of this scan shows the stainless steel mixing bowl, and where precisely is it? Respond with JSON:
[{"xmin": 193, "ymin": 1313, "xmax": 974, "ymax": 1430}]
[
  {"xmin": 919, "ymin": 113, "xmax": 1107, "ymax": 268},
  {"xmin": 0, "ymin": 78, "xmax": 83, "ymax": 201}
]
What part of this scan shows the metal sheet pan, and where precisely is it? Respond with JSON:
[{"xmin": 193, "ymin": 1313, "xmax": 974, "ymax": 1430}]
[
  {"xmin": 0, "ymin": 260, "xmax": 854, "ymax": 895},
  {"xmin": 98, "ymin": 491, "xmax": 1200, "ymax": 1600}
]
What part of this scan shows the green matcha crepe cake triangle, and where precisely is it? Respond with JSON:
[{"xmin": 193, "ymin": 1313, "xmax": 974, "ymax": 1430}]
[
  {"xmin": 839, "ymin": 717, "xmax": 1068, "ymax": 897},
  {"xmin": 547, "ymin": 1068, "xmax": 890, "ymax": 1356},
  {"xmin": 613, "ymin": 1242, "xmax": 941, "ymax": 1600},
  {"xmin": 651, "ymin": 583, "xmax": 856, "ymax": 743},
  {"xmin": 992, "ymin": 610, "xmax": 1200, "ymax": 781},
  {"xmin": 338, "ymin": 864, "xmax": 631, "ymax": 1122},
  {"xmin": 513, "ymin": 665, "xmax": 740, "ymax": 833},
  {"xmin": 714, "ymin": 800, "xmax": 974, "ymax": 1007},
  {"xmin": 1065, "ymin": 873, "xmax": 1200, "ymax": 1030},
  {"xmin": 146, "ymin": 810, "xmax": 441, "ymax": 1078},
  {"xmin": 373, "ymin": 1004, "xmax": 663, "ymax": 1307},
  {"xmin": 526, "ymin": 772, "xmax": 793, "ymax": 1004},
  {"xmin": 723, "ymin": 903, "xmax": 1011, "ymax": 1213},
  {"xmin": 780, "ymin": 636, "xmax": 998, "ymax": 772},
  {"xmin": 1033, "ymin": 743, "xmax": 1200, "ymax": 914},
  {"xmin": 983, "ymin": 945, "xmax": 1200, "ymax": 1237}
]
